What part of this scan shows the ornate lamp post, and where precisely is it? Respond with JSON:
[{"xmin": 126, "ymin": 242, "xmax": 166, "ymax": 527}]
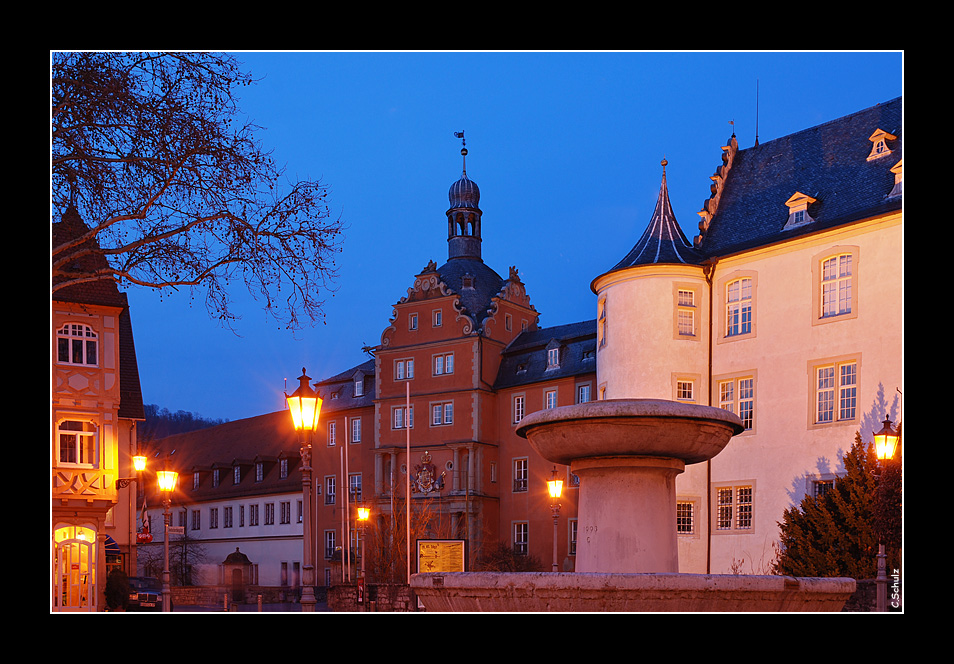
[
  {"xmin": 357, "ymin": 504, "xmax": 370, "ymax": 609},
  {"xmin": 156, "ymin": 464, "xmax": 178, "ymax": 613},
  {"xmin": 546, "ymin": 467, "xmax": 564, "ymax": 572},
  {"xmin": 286, "ymin": 368, "xmax": 323, "ymax": 612},
  {"xmin": 872, "ymin": 415, "xmax": 900, "ymax": 612}
]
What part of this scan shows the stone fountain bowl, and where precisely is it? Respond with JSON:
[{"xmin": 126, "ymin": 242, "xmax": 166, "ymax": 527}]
[{"xmin": 515, "ymin": 399, "xmax": 745, "ymax": 465}]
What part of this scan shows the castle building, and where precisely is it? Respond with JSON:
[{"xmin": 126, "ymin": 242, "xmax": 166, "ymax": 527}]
[
  {"xmin": 140, "ymin": 96, "xmax": 902, "ymax": 591},
  {"xmin": 140, "ymin": 143, "xmax": 594, "ymax": 590},
  {"xmin": 592, "ymin": 97, "xmax": 902, "ymax": 573},
  {"xmin": 52, "ymin": 208, "xmax": 146, "ymax": 611}
]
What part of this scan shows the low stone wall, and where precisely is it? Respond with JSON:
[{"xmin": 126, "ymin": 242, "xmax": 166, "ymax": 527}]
[
  {"xmin": 172, "ymin": 585, "xmax": 327, "ymax": 607},
  {"xmin": 328, "ymin": 583, "xmax": 416, "ymax": 612}
]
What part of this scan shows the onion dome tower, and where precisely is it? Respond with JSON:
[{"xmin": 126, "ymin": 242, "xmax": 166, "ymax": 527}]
[{"xmin": 447, "ymin": 132, "xmax": 483, "ymax": 260}]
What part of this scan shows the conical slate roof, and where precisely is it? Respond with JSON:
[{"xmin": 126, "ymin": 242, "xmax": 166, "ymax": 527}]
[{"xmin": 605, "ymin": 159, "xmax": 703, "ymax": 273}]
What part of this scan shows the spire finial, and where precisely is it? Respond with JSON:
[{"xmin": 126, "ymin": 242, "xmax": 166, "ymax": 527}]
[{"xmin": 455, "ymin": 130, "xmax": 467, "ymax": 175}]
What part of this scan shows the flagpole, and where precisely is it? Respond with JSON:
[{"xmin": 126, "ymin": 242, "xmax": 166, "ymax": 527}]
[{"xmin": 406, "ymin": 380, "xmax": 411, "ymax": 585}]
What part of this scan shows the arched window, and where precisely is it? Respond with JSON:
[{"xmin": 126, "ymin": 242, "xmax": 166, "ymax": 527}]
[{"xmin": 57, "ymin": 323, "xmax": 98, "ymax": 366}]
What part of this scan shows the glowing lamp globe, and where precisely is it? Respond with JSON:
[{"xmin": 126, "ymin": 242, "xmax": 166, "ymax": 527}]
[
  {"xmin": 287, "ymin": 368, "xmax": 323, "ymax": 432},
  {"xmin": 157, "ymin": 470, "xmax": 178, "ymax": 493},
  {"xmin": 357, "ymin": 506, "xmax": 370, "ymax": 521},
  {"xmin": 547, "ymin": 468, "xmax": 564, "ymax": 500},
  {"xmin": 873, "ymin": 416, "xmax": 900, "ymax": 462},
  {"xmin": 133, "ymin": 455, "xmax": 147, "ymax": 472}
]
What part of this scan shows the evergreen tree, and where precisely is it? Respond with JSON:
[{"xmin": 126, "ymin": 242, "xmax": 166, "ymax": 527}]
[{"xmin": 775, "ymin": 430, "xmax": 901, "ymax": 578}]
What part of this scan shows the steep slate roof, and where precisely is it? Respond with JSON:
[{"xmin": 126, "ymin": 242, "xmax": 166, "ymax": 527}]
[
  {"xmin": 145, "ymin": 410, "xmax": 302, "ymax": 502},
  {"xmin": 314, "ymin": 358, "xmax": 376, "ymax": 411},
  {"xmin": 52, "ymin": 207, "xmax": 145, "ymax": 420},
  {"xmin": 605, "ymin": 159, "xmax": 704, "ymax": 272},
  {"xmin": 494, "ymin": 319, "xmax": 597, "ymax": 390},
  {"xmin": 697, "ymin": 97, "xmax": 902, "ymax": 257}
]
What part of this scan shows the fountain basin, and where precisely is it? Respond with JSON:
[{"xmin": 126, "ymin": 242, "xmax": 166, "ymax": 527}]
[
  {"xmin": 410, "ymin": 572, "xmax": 856, "ymax": 612},
  {"xmin": 515, "ymin": 399, "xmax": 744, "ymax": 465}
]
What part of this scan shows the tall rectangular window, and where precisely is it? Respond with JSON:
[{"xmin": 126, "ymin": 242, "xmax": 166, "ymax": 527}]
[
  {"xmin": 676, "ymin": 501, "xmax": 694, "ymax": 534},
  {"xmin": 513, "ymin": 395, "xmax": 525, "ymax": 423},
  {"xmin": 513, "ymin": 522, "xmax": 529, "ymax": 555},
  {"xmin": 325, "ymin": 476, "xmax": 336, "ymax": 505},
  {"xmin": 513, "ymin": 458, "xmax": 528, "ymax": 492},
  {"xmin": 821, "ymin": 253, "xmax": 852, "ymax": 317},
  {"xmin": 719, "ymin": 376, "xmax": 755, "ymax": 431},
  {"xmin": 328, "ymin": 421, "xmax": 336, "ymax": 446},
  {"xmin": 351, "ymin": 418, "xmax": 362, "ymax": 443},
  {"xmin": 545, "ymin": 389, "xmax": 557, "ymax": 409},
  {"xmin": 726, "ymin": 278, "xmax": 752, "ymax": 337},
  {"xmin": 815, "ymin": 360, "xmax": 857, "ymax": 424}
]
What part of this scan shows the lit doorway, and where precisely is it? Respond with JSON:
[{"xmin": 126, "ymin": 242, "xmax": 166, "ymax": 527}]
[{"xmin": 53, "ymin": 525, "xmax": 96, "ymax": 611}]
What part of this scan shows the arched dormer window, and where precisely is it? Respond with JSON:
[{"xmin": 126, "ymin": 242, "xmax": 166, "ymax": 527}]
[{"xmin": 867, "ymin": 128, "xmax": 897, "ymax": 161}]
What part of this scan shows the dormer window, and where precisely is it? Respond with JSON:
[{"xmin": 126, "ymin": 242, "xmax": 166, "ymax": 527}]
[
  {"xmin": 889, "ymin": 159, "xmax": 902, "ymax": 199},
  {"xmin": 546, "ymin": 341, "xmax": 561, "ymax": 370},
  {"xmin": 783, "ymin": 192, "xmax": 817, "ymax": 230},
  {"xmin": 867, "ymin": 129, "xmax": 897, "ymax": 161},
  {"xmin": 354, "ymin": 376, "xmax": 364, "ymax": 397}
]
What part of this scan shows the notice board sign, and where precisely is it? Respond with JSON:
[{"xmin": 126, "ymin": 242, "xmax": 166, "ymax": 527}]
[{"xmin": 416, "ymin": 539, "xmax": 466, "ymax": 573}]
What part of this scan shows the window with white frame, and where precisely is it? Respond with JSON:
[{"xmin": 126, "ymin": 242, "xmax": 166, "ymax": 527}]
[
  {"xmin": 194, "ymin": 472, "xmax": 201, "ymax": 490},
  {"xmin": 821, "ymin": 253, "xmax": 853, "ymax": 318},
  {"xmin": 264, "ymin": 503, "xmax": 275, "ymax": 525},
  {"xmin": 815, "ymin": 360, "xmax": 857, "ymax": 424},
  {"xmin": 395, "ymin": 358, "xmax": 414, "ymax": 380},
  {"xmin": 354, "ymin": 377, "xmax": 364, "ymax": 396},
  {"xmin": 715, "ymin": 484, "xmax": 754, "ymax": 532},
  {"xmin": 325, "ymin": 476, "xmax": 336, "ymax": 505},
  {"xmin": 249, "ymin": 504, "xmax": 259, "ymax": 526},
  {"xmin": 393, "ymin": 405, "xmax": 414, "ymax": 429},
  {"xmin": 56, "ymin": 420, "xmax": 98, "ymax": 466},
  {"xmin": 546, "ymin": 346, "xmax": 560, "ymax": 369},
  {"xmin": 328, "ymin": 421, "xmax": 336, "ymax": 446},
  {"xmin": 349, "ymin": 473, "xmax": 362, "ymax": 502},
  {"xmin": 433, "ymin": 353, "xmax": 454, "ymax": 375},
  {"xmin": 351, "ymin": 418, "xmax": 362, "ymax": 443},
  {"xmin": 234, "ymin": 465, "xmax": 241, "ymax": 484},
  {"xmin": 719, "ymin": 375, "xmax": 755, "ymax": 431},
  {"xmin": 513, "ymin": 457, "xmax": 528, "ymax": 492},
  {"xmin": 676, "ymin": 380, "xmax": 694, "ymax": 401},
  {"xmin": 209, "ymin": 507, "xmax": 219, "ymax": 529},
  {"xmin": 280, "ymin": 458, "xmax": 288, "ymax": 479},
  {"xmin": 280, "ymin": 501, "xmax": 291, "ymax": 524},
  {"xmin": 432, "ymin": 309, "xmax": 442, "ymax": 327},
  {"xmin": 726, "ymin": 277, "xmax": 753, "ymax": 337},
  {"xmin": 513, "ymin": 395, "xmax": 525, "ymax": 423},
  {"xmin": 256, "ymin": 462, "xmax": 264, "ymax": 482},
  {"xmin": 576, "ymin": 383, "xmax": 591, "ymax": 404},
  {"xmin": 324, "ymin": 530, "xmax": 337, "ymax": 559},
  {"xmin": 432, "ymin": 402, "xmax": 453, "ymax": 426},
  {"xmin": 545, "ymin": 389, "xmax": 557, "ymax": 409},
  {"xmin": 676, "ymin": 501, "xmax": 695, "ymax": 535},
  {"xmin": 56, "ymin": 323, "xmax": 98, "ymax": 366},
  {"xmin": 513, "ymin": 522, "xmax": 529, "ymax": 555},
  {"xmin": 409, "ymin": 312, "xmax": 418, "ymax": 330},
  {"xmin": 676, "ymin": 288, "xmax": 696, "ymax": 337}
]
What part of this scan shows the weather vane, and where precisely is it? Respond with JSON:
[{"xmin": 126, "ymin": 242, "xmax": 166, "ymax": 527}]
[{"xmin": 454, "ymin": 131, "xmax": 468, "ymax": 172}]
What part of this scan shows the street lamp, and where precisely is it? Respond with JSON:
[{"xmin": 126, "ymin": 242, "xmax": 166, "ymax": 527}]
[
  {"xmin": 286, "ymin": 368, "xmax": 323, "ymax": 612},
  {"xmin": 157, "ymin": 464, "xmax": 178, "ymax": 613},
  {"xmin": 872, "ymin": 415, "xmax": 900, "ymax": 612},
  {"xmin": 547, "ymin": 467, "xmax": 564, "ymax": 572},
  {"xmin": 357, "ymin": 504, "xmax": 370, "ymax": 608},
  {"xmin": 115, "ymin": 451, "xmax": 147, "ymax": 488}
]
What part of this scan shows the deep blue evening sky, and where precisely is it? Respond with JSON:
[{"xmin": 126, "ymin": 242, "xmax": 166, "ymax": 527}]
[{"xmin": 125, "ymin": 51, "xmax": 903, "ymax": 422}]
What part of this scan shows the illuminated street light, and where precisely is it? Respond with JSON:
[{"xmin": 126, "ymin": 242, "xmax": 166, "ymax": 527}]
[
  {"xmin": 286, "ymin": 368, "xmax": 323, "ymax": 612},
  {"xmin": 547, "ymin": 467, "xmax": 563, "ymax": 572},
  {"xmin": 872, "ymin": 415, "xmax": 900, "ymax": 612},
  {"xmin": 157, "ymin": 463, "xmax": 178, "ymax": 613}
]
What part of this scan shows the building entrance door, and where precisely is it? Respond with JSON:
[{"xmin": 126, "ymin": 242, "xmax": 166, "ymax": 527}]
[{"xmin": 53, "ymin": 526, "xmax": 95, "ymax": 611}]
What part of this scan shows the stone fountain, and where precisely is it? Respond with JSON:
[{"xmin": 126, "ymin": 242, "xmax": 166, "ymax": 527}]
[{"xmin": 410, "ymin": 399, "xmax": 855, "ymax": 612}]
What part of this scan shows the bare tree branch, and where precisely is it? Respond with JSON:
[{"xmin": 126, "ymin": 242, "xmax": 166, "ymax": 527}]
[{"xmin": 51, "ymin": 51, "xmax": 344, "ymax": 330}]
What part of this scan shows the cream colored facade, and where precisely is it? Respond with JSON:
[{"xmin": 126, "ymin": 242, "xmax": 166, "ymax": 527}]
[{"xmin": 592, "ymin": 98, "xmax": 902, "ymax": 574}]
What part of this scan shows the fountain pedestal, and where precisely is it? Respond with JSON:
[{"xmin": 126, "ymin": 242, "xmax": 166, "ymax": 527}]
[{"xmin": 573, "ymin": 456, "xmax": 684, "ymax": 573}]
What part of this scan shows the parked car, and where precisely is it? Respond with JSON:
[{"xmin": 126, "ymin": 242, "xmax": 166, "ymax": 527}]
[{"xmin": 127, "ymin": 576, "xmax": 169, "ymax": 611}]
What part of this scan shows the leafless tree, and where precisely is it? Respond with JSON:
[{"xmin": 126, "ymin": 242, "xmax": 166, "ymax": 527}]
[{"xmin": 51, "ymin": 51, "xmax": 343, "ymax": 330}]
